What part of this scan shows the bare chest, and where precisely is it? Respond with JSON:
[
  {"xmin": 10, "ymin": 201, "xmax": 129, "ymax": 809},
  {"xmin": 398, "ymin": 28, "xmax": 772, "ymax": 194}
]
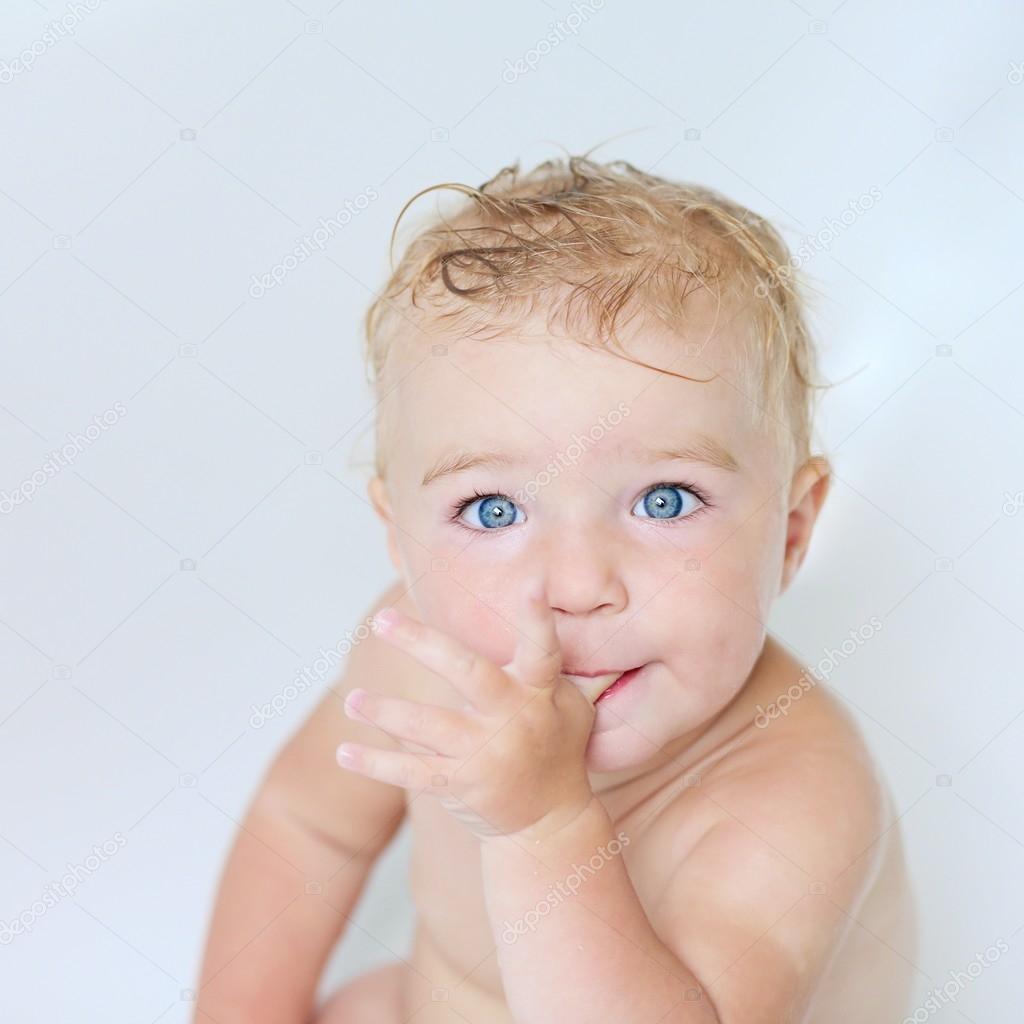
[{"xmin": 403, "ymin": 766, "xmax": 711, "ymax": 998}]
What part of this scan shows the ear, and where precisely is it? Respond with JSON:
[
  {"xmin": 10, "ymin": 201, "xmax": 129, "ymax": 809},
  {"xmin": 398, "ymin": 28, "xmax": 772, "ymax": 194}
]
[
  {"xmin": 368, "ymin": 475, "xmax": 403, "ymax": 576},
  {"xmin": 779, "ymin": 456, "xmax": 831, "ymax": 595}
]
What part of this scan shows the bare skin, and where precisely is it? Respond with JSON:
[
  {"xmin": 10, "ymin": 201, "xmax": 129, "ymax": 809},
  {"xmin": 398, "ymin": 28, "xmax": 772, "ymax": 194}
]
[
  {"xmin": 193, "ymin": 300, "xmax": 917, "ymax": 1023},
  {"xmin": 310, "ymin": 585, "xmax": 916, "ymax": 1024}
]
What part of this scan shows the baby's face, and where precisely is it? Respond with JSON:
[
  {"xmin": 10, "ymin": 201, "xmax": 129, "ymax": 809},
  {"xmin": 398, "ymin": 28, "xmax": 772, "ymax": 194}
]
[{"xmin": 370, "ymin": 303, "xmax": 817, "ymax": 777}]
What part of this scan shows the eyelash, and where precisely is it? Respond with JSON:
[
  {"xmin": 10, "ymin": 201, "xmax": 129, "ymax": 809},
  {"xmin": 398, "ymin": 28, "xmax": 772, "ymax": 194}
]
[{"xmin": 446, "ymin": 481, "xmax": 714, "ymax": 529}]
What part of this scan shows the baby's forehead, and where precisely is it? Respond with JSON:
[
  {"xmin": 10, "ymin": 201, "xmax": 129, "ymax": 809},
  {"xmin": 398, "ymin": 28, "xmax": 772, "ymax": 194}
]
[
  {"xmin": 384, "ymin": 313, "xmax": 763, "ymax": 467},
  {"xmin": 400, "ymin": 289, "xmax": 750, "ymax": 382}
]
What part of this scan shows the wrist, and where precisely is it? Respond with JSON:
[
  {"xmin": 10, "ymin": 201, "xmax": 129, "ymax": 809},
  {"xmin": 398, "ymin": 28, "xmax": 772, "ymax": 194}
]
[{"xmin": 488, "ymin": 789, "xmax": 600, "ymax": 848}]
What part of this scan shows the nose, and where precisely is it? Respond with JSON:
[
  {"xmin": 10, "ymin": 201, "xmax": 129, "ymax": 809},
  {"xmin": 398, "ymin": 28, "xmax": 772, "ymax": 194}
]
[{"xmin": 539, "ymin": 526, "xmax": 628, "ymax": 617}]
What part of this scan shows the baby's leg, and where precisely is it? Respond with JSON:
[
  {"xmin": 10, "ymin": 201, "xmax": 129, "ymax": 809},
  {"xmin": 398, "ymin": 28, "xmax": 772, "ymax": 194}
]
[{"xmin": 311, "ymin": 961, "xmax": 406, "ymax": 1024}]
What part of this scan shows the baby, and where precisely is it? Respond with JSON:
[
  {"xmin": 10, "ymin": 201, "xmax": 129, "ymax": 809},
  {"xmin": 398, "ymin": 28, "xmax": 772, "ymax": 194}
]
[{"xmin": 193, "ymin": 155, "xmax": 915, "ymax": 1023}]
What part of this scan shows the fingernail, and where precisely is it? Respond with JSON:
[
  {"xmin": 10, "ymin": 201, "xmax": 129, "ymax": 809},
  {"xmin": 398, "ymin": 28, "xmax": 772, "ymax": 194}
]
[
  {"xmin": 344, "ymin": 688, "xmax": 364, "ymax": 712},
  {"xmin": 336, "ymin": 745, "xmax": 356, "ymax": 766},
  {"xmin": 374, "ymin": 607, "xmax": 401, "ymax": 632}
]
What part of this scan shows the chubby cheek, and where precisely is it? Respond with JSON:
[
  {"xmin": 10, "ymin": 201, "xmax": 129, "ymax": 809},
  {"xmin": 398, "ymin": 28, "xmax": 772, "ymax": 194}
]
[
  {"xmin": 653, "ymin": 561, "xmax": 770, "ymax": 714},
  {"xmin": 698, "ymin": 502, "xmax": 785, "ymax": 623},
  {"xmin": 400, "ymin": 544, "xmax": 524, "ymax": 669}
]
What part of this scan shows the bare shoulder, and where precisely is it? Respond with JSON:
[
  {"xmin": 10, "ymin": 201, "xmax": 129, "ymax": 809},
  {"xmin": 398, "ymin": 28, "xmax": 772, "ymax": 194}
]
[
  {"xmin": 647, "ymin": 638, "xmax": 891, "ymax": 1022},
  {"xmin": 344, "ymin": 577, "xmax": 426, "ymax": 703},
  {"xmin": 703, "ymin": 640, "xmax": 887, "ymax": 883}
]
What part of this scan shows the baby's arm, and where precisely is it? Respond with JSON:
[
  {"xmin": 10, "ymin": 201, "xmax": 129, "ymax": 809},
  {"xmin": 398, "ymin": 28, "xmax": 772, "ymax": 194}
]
[
  {"xmin": 192, "ymin": 582, "xmax": 410, "ymax": 1024},
  {"xmin": 480, "ymin": 727, "xmax": 882, "ymax": 1023}
]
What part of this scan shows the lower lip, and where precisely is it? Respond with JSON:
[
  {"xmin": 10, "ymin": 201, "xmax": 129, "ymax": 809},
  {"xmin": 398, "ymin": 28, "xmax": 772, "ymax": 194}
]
[
  {"xmin": 595, "ymin": 664, "xmax": 645, "ymax": 704},
  {"xmin": 591, "ymin": 664, "xmax": 649, "ymax": 734}
]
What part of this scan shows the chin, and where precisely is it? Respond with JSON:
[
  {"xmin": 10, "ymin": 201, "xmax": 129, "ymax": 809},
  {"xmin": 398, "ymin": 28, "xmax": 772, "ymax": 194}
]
[{"xmin": 584, "ymin": 722, "xmax": 671, "ymax": 775}]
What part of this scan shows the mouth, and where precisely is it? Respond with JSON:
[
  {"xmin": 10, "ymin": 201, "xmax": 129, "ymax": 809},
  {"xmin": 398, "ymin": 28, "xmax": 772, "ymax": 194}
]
[
  {"xmin": 595, "ymin": 664, "xmax": 644, "ymax": 703},
  {"xmin": 562, "ymin": 665, "xmax": 645, "ymax": 704}
]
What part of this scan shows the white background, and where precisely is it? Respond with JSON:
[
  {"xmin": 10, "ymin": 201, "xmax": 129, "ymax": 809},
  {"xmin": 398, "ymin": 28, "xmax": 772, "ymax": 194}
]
[{"xmin": 1, "ymin": 0, "xmax": 1023, "ymax": 1020}]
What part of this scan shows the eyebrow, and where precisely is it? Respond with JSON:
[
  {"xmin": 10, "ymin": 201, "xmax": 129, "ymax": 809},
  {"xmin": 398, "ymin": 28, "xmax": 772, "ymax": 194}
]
[{"xmin": 420, "ymin": 433, "xmax": 740, "ymax": 486}]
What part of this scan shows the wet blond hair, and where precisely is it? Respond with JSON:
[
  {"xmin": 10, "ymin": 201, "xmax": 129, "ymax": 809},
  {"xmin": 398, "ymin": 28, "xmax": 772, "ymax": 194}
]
[{"xmin": 363, "ymin": 152, "xmax": 829, "ymax": 479}]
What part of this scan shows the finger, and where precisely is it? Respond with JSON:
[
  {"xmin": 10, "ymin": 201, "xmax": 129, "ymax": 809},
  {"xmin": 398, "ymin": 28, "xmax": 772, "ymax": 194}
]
[
  {"xmin": 344, "ymin": 688, "xmax": 472, "ymax": 755},
  {"xmin": 372, "ymin": 607, "xmax": 506, "ymax": 709},
  {"xmin": 508, "ymin": 577, "xmax": 561, "ymax": 690},
  {"xmin": 336, "ymin": 742, "xmax": 452, "ymax": 792}
]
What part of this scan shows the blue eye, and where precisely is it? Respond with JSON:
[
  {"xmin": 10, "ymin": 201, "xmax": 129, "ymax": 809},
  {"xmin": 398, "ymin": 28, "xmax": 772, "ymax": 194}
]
[
  {"xmin": 455, "ymin": 493, "xmax": 525, "ymax": 530},
  {"xmin": 632, "ymin": 484, "xmax": 703, "ymax": 521}
]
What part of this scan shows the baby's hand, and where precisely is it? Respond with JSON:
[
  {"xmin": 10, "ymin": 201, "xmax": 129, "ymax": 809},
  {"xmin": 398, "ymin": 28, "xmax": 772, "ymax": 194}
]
[{"xmin": 336, "ymin": 580, "xmax": 596, "ymax": 843}]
